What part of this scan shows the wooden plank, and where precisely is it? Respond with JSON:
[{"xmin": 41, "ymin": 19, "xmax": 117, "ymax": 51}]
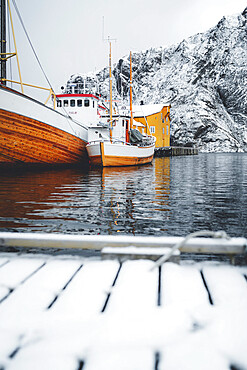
[
  {"xmin": 0, "ymin": 259, "xmax": 82, "ymax": 324},
  {"xmin": 202, "ymin": 265, "xmax": 247, "ymax": 306},
  {"xmin": 5, "ymin": 344, "xmax": 79, "ymax": 370},
  {"xmin": 160, "ymin": 262, "xmax": 210, "ymax": 308},
  {"xmin": 85, "ymin": 348, "xmax": 154, "ymax": 370},
  {"xmin": 104, "ymin": 260, "xmax": 158, "ymax": 313},
  {"xmin": 0, "ymin": 257, "xmax": 45, "ymax": 291},
  {"xmin": 0, "ymin": 257, "xmax": 9, "ymax": 267},
  {"xmin": 48, "ymin": 260, "xmax": 120, "ymax": 318},
  {"xmin": 160, "ymin": 339, "xmax": 230, "ymax": 370},
  {"xmin": 199, "ymin": 265, "xmax": 247, "ymax": 369}
]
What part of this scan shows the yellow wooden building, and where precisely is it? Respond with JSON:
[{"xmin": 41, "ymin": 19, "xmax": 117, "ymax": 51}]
[{"xmin": 132, "ymin": 104, "xmax": 171, "ymax": 147}]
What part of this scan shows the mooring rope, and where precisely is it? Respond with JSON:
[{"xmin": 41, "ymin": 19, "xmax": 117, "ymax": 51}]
[
  {"xmin": 151, "ymin": 230, "xmax": 231, "ymax": 270},
  {"xmin": 11, "ymin": 0, "xmax": 54, "ymax": 93}
]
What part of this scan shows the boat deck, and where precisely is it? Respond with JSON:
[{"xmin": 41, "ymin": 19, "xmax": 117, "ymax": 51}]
[{"xmin": 0, "ymin": 248, "xmax": 246, "ymax": 370}]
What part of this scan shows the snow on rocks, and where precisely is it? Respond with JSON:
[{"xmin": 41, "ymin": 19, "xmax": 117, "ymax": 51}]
[{"xmin": 65, "ymin": 7, "xmax": 247, "ymax": 152}]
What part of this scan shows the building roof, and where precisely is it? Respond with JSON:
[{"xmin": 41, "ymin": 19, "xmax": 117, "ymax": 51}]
[
  {"xmin": 133, "ymin": 119, "xmax": 145, "ymax": 127},
  {"xmin": 133, "ymin": 104, "xmax": 169, "ymax": 117}
]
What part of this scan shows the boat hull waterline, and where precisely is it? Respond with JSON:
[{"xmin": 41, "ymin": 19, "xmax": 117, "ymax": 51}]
[
  {"xmin": 0, "ymin": 86, "xmax": 88, "ymax": 166},
  {"xmin": 86, "ymin": 141, "xmax": 155, "ymax": 167}
]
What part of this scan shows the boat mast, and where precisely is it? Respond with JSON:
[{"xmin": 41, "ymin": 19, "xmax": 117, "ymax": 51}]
[
  {"xmin": 109, "ymin": 40, "xmax": 113, "ymax": 141},
  {"xmin": 129, "ymin": 51, "xmax": 133, "ymax": 130},
  {"xmin": 0, "ymin": 0, "xmax": 6, "ymax": 84}
]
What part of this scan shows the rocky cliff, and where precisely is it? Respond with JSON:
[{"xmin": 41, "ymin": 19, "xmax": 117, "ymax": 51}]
[{"xmin": 66, "ymin": 8, "xmax": 247, "ymax": 152}]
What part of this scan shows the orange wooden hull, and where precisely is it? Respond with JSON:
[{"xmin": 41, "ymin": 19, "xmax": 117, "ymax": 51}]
[
  {"xmin": 90, "ymin": 154, "xmax": 154, "ymax": 167},
  {"xmin": 0, "ymin": 108, "xmax": 87, "ymax": 166}
]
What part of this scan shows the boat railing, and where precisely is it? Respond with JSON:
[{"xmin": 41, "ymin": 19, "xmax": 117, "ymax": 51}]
[
  {"xmin": 1, "ymin": 79, "xmax": 56, "ymax": 109},
  {"xmin": 88, "ymin": 138, "xmax": 133, "ymax": 146},
  {"xmin": 88, "ymin": 137, "xmax": 156, "ymax": 147}
]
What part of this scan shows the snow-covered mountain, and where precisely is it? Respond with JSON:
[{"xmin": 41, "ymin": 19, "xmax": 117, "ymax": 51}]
[{"xmin": 66, "ymin": 8, "xmax": 247, "ymax": 152}]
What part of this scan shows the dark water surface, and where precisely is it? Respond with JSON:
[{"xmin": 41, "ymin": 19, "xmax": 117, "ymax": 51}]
[{"xmin": 0, "ymin": 153, "xmax": 246, "ymax": 237}]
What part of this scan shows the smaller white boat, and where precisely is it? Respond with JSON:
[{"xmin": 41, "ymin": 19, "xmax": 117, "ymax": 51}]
[
  {"xmin": 87, "ymin": 134, "xmax": 156, "ymax": 167},
  {"xmin": 86, "ymin": 49, "xmax": 156, "ymax": 167}
]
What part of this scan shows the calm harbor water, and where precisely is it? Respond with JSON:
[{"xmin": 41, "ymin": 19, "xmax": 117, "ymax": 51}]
[{"xmin": 0, "ymin": 153, "xmax": 246, "ymax": 237}]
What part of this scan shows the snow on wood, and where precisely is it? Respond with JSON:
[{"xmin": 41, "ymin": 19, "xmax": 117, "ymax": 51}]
[
  {"xmin": 0, "ymin": 253, "xmax": 246, "ymax": 369},
  {"xmin": 104, "ymin": 260, "xmax": 158, "ymax": 313},
  {"xmin": 0, "ymin": 257, "xmax": 9, "ymax": 267},
  {"xmin": 0, "ymin": 259, "xmax": 82, "ymax": 327},
  {"xmin": 160, "ymin": 262, "xmax": 210, "ymax": 308},
  {"xmin": 85, "ymin": 348, "xmax": 154, "ymax": 370},
  {"xmin": 48, "ymin": 260, "xmax": 120, "ymax": 318},
  {"xmin": 202, "ymin": 265, "xmax": 247, "ymax": 306},
  {"xmin": 0, "ymin": 257, "xmax": 44, "ymax": 290}
]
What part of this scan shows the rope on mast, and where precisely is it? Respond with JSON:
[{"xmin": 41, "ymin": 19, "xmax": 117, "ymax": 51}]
[
  {"xmin": 11, "ymin": 0, "xmax": 55, "ymax": 95},
  {"xmin": 7, "ymin": 4, "xmax": 13, "ymax": 87}
]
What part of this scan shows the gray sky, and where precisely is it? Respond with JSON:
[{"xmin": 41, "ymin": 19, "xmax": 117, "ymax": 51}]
[{"xmin": 6, "ymin": 0, "xmax": 246, "ymax": 96}]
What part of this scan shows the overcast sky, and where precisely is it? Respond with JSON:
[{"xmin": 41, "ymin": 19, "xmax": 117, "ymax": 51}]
[{"xmin": 6, "ymin": 0, "xmax": 246, "ymax": 96}]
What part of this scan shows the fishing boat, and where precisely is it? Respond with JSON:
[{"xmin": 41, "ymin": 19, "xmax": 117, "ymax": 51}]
[
  {"xmin": 0, "ymin": 0, "xmax": 90, "ymax": 167},
  {"xmin": 86, "ymin": 49, "xmax": 156, "ymax": 167}
]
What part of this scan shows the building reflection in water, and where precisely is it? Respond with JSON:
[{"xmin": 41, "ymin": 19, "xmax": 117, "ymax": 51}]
[{"xmin": 154, "ymin": 157, "xmax": 170, "ymax": 212}]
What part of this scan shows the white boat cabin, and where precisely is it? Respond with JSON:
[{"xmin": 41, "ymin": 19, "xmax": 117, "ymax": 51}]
[
  {"xmin": 56, "ymin": 93, "xmax": 106, "ymax": 127},
  {"xmin": 88, "ymin": 115, "xmax": 145, "ymax": 144},
  {"xmin": 87, "ymin": 115, "xmax": 129, "ymax": 143}
]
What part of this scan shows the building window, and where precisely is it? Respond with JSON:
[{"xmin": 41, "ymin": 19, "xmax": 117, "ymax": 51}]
[
  {"xmin": 163, "ymin": 127, "xmax": 165, "ymax": 134},
  {"xmin": 70, "ymin": 100, "xmax": 75, "ymax": 107},
  {"xmin": 63, "ymin": 100, "xmax": 68, "ymax": 107},
  {"xmin": 150, "ymin": 126, "xmax": 155, "ymax": 134},
  {"xmin": 84, "ymin": 99, "xmax": 90, "ymax": 107},
  {"xmin": 77, "ymin": 100, "xmax": 82, "ymax": 107},
  {"xmin": 57, "ymin": 100, "xmax": 62, "ymax": 107}
]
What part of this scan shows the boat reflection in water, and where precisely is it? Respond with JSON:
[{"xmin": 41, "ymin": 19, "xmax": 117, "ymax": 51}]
[
  {"xmin": 99, "ymin": 158, "xmax": 171, "ymax": 234},
  {"xmin": 0, "ymin": 158, "xmax": 171, "ymax": 235},
  {"xmin": 1, "ymin": 154, "xmax": 246, "ymax": 237}
]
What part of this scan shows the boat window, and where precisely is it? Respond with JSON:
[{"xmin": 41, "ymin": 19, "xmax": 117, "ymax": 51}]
[
  {"xmin": 70, "ymin": 100, "xmax": 75, "ymax": 107},
  {"xmin": 77, "ymin": 100, "xmax": 82, "ymax": 107},
  {"xmin": 84, "ymin": 99, "xmax": 90, "ymax": 107},
  {"xmin": 122, "ymin": 120, "xmax": 125, "ymax": 127},
  {"xmin": 57, "ymin": 100, "xmax": 62, "ymax": 107},
  {"xmin": 64, "ymin": 100, "xmax": 69, "ymax": 107},
  {"xmin": 93, "ymin": 101, "xmax": 95, "ymax": 108}
]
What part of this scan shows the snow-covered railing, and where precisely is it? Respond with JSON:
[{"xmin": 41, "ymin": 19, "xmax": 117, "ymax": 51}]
[{"xmin": 0, "ymin": 232, "xmax": 246, "ymax": 255}]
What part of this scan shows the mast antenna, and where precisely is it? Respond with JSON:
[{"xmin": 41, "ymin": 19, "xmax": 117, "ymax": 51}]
[{"xmin": 102, "ymin": 16, "xmax": 117, "ymax": 142}]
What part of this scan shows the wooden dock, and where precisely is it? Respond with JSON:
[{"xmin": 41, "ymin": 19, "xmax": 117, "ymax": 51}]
[
  {"xmin": 155, "ymin": 146, "xmax": 198, "ymax": 157},
  {"xmin": 0, "ymin": 232, "xmax": 246, "ymax": 369}
]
